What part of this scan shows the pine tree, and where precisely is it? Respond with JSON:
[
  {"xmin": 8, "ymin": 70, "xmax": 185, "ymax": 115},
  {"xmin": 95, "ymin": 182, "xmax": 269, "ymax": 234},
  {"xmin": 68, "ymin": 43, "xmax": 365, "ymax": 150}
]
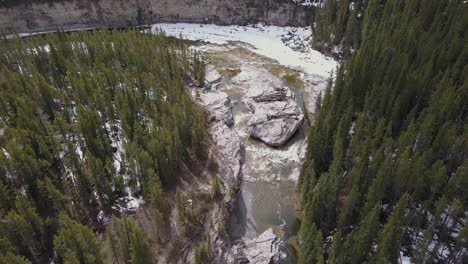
[
  {"xmin": 54, "ymin": 214, "xmax": 104, "ymax": 264},
  {"xmin": 145, "ymin": 171, "xmax": 169, "ymax": 240},
  {"xmin": 0, "ymin": 181, "xmax": 13, "ymax": 216},
  {"xmin": 328, "ymin": 231, "xmax": 344, "ymax": 264},
  {"xmin": 1, "ymin": 29, "xmax": 210, "ymax": 262},
  {"xmin": 301, "ymin": 1, "xmax": 467, "ymax": 263},
  {"xmin": 350, "ymin": 204, "xmax": 380, "ymax": 264},
  {"xmin": 0, "ymin": 253, "xmax": 31, "ymax": 264},
  {"xmin": 106, "ymin": 215, "xmax": 156, "ymax": 264},
  {"xmin": 212, "ymin": 176, "xmax": 222, "ymax": 200},
  {"xmin": 6, "ymin": 196, "xmax": 45, "ymax": 262},
  {"xmin": 298, "ymin": 222, "xmax": 319, "ymax": 264},
  {"xmin": 338, "ymin": 184, "xmax": 360, "ymax": 229},
  {"xmin": 374, "ymin": 194, "xmax": 408, "ymax": 263}
]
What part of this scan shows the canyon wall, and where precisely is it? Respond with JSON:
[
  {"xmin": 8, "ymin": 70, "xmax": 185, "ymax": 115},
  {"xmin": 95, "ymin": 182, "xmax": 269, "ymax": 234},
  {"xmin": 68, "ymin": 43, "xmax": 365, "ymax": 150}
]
[{"xmin": 0, "ymin": 0, "xmax": 309, "ymax": 33}]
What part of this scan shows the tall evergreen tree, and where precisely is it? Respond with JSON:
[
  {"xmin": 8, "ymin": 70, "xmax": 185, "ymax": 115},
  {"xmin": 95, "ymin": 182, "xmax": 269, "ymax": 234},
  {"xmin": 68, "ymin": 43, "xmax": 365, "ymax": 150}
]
[
  {"xmin": 106, "ymin": 215, "xmax": 156, "ymax": 264},
  {"xmin": 53, "ymin": 214, "xmax": 104, "ymax": 264}
]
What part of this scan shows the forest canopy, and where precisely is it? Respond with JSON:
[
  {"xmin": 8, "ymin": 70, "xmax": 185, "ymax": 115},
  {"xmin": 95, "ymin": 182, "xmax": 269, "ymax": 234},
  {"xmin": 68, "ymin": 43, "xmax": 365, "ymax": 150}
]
[
  {"xmin": 299, "ymin": 0, "xmax": 467, "ymax": 263},
  {"xmin": 0, "ymin": 29, "xmax": 207, "ymax": 263}
]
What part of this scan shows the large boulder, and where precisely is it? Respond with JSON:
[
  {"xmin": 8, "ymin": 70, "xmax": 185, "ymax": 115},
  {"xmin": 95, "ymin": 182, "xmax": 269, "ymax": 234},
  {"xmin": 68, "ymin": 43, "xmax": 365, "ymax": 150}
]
[
  {"xmin": 246, "ymin": 86, "xmax": 303, "ymax": 147},
  {"xmin": 244, "ymin": 228, "xmax": 281, "ymax": 263},
  {"xmin": 231, "ymin": 65, "xmax": 304, "ymax": 147},
  {"xmin": 231, "ymin": 228, "xmax": 283, "ymax": 264}
]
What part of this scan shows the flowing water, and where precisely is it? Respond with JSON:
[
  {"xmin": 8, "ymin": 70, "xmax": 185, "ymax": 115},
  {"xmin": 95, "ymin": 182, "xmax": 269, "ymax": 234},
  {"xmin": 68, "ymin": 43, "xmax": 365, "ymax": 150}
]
[
  {"xmin": 229, "ymin": 77, "xmax": 309, "ymax": 264},
  {"xmin": 150, "ymin": 22, "xmax": 337, "ymax": 263},
  {"xmin": 157, "ymin": 23, "xmax": 335, "ymax": 262},
  {"xmin": 201, "ymin": 46, "xmax": 323, "ymax": 263}
]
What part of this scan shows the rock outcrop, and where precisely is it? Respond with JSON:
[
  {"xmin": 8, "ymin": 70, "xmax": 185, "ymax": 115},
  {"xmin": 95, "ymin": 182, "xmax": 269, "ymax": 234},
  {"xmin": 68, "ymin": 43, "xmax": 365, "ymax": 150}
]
[
  {"xmin": 188, "ymin": 68, "xmax": 248, "ymax": 263},
  {"xmin": 0, "ymin": 0, "xmax": 309, "ymax": 33},
  {"xmin": 230, "ymin": 228, "xmax": 283, "ymax": 264},
  {"xmin": 211, "ymin": 123, "xmax": 244, "ymax": 181},
  {"xmin": 205, "ymin": 104, "xmax": 247, "ymax": 263},
  {"xmin": 194, "ymin": 66, "xmax": 243, "ymax": 181},
  {"xmin": 231, "ymin": 65, "xmax": 304, "ymax": 147},
  {"xmin": 204, "ymin": 64, "xmax": 222, "ymax": 90},
  {"xmin": 246, "ymin": 86, "xmax": 304, "ymax": 147},
  {"xmin": 200, "ymin": 91, "xmax": 234, "ymax": 127}
]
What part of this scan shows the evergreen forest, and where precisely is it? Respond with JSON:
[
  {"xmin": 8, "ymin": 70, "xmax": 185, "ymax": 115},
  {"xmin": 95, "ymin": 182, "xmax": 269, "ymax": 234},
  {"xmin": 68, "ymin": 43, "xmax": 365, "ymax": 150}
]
[
  {"xmin": 299, "ymin": 0, "xmax": 467, "ymax": 263},
  {"xmin": 0, "ymin": 29, "xmax": 208, "ymax": 263},
  {"xmin": 0, "ymin": 0, "xmax": 466, "ymax": 263}
]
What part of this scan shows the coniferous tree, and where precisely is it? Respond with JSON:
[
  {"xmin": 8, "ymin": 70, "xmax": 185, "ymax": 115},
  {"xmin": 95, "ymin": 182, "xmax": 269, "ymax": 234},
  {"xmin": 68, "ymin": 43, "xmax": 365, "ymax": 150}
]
[
  {"xmin": 106, "ymin": 215, "xmax": 156, "ymax": 264},
  {"xmin": 54, "ymin": 214, "xmax": 104, "ymax": 264},
  {"xmin": 1, "ymin": 29, "xmax": 210, "ymax": 262},
  {"xmin": 5, "ymin": 195, "xmax": 46, "ymax": 262},
  {"xmin": 350, "ymin": 204, "xmax": 380, "ymax": 264},
  {"xmin": 374, "ymin": 194, "xmax": 408, "ymax": 263},
  {"xmin": 300, "ymin": 1, "xmax": 467, "ymax": 263}
]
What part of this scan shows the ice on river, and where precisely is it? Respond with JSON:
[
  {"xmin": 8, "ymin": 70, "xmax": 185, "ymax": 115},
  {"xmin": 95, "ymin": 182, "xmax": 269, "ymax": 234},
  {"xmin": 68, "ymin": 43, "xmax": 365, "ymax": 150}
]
[{"xmin": 152, "ymin": 23, "xmax": 337, "ymax": 78}]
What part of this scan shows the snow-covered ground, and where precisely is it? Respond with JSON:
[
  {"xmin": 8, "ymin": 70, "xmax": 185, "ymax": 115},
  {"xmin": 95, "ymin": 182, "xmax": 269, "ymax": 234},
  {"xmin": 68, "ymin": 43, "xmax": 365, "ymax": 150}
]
[
  {"xmin": 152, "ymin": 23, "xmax": 337, "ymax": 78},
  {"xmin": 292, "ymin": 0, "xmax": 322, "ymax": 7}
]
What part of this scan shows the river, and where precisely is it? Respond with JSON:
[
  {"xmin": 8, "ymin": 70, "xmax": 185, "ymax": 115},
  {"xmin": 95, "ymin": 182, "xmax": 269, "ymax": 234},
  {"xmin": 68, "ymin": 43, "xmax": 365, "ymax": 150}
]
[{"xmin": 153, "ymin": 23, "xmax": 337, "ymax": 263}]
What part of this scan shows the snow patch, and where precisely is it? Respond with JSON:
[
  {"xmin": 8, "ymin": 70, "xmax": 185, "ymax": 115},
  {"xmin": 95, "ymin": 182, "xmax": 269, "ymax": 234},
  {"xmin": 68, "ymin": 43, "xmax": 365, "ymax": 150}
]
[
  {"xmin": 112, "ymin": 195, "xmax": 146, "ymax": 213},
  {"xmin": 400, "ymin": 252, "xmax": 412, "ymax": 264},
  {"xmin": 292, "ymin": 0, "xmax": 322, "ymax": 7},
  {"xmin": 152, "ymin": 23, "xmax": 337, "ymax": 78}
]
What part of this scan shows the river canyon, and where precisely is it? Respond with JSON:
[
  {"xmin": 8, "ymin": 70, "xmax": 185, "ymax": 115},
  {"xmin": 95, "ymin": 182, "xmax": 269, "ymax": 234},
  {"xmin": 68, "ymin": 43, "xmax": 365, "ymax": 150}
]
[
  {"xmin": 156, "ymin": 23, "xmax": 337, "ymax": 263},
  {"xmin": 1, "ymin": 1, "xmax": 338, "ymax": 263}
]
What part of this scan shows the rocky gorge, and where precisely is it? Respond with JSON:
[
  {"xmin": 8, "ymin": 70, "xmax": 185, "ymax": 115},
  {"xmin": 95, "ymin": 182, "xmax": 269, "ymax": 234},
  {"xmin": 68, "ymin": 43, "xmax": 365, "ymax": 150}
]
[
  {"xmin": 0, "ymin": 2, "xmax": 336, "ymax": 261},
  {"xmin": 185, "ymin": 35, "xmax": 331, "ymax": 262},
  {"xmin": 196, "ymin": 60, "xmax": 288, "ymax": 264}
]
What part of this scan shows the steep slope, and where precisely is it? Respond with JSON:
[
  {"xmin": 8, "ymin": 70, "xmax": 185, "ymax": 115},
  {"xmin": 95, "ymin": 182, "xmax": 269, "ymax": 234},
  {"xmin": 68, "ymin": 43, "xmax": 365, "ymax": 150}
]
[
  {"xmin": 298, "ymin": 0, "xmax": 467, "ymax": 263},
  {"xmin": 0, "ymin": 30, "xmax": 232, "ymax": 263},
  {"xmin": 0, "ymin": 0, "xmax": 309, "ymax": 33}
]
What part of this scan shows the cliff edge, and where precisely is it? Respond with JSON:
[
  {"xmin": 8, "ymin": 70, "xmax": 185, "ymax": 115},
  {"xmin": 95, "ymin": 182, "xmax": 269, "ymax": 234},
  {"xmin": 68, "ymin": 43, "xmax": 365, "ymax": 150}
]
[{"xmin": 0, "ymin": 0, "xmax": 310, "ymax": 33}]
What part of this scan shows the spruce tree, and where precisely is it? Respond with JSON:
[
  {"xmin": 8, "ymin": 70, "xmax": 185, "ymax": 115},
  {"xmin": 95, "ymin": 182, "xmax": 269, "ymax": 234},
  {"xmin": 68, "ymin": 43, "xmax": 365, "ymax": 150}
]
[
  {"xmin": 106, "ymin": 215, "xmax": 156, "ymax": 264},
  {"xmin": 374, "ymin": 195, "xmax": 408, "ymax": 263},
  {"xmin": 54, "ymin": 214, "xmax": 104, "ymax": 264}
]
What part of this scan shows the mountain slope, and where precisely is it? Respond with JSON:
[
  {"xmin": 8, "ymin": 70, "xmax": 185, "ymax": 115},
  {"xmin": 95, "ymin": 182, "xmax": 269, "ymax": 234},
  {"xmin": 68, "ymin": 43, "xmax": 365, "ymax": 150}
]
[
  {"xmin": 298, "ymin": 0, "xmax": 467, "ymax": 263},
  {"xmin": 0, "ymin": 29, "xmax": 212, "ymax": 263}
]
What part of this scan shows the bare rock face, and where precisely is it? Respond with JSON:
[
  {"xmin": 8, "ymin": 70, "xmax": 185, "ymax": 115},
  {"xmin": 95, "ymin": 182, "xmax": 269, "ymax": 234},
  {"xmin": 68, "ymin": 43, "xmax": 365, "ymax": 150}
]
[
  {"xmin": 188, "ymin": 70, "xmax": 245, "ymax": 263},
  {"xmin": 230, "ymin": 228, "xmax": 283, "ymax": 264},
  {"xmin": 0, "ymin": 0, "xmax": 308, "ymax": 33},
  {"xmin": 246, "ymin": 86, "xmax": 304, "ymax": 147},
  {"xmin": 204, "ymin": 64, "xmax": 222, "ymax": 90},
  {"xmin": 196, "ymin": 65, "xmax": 243, "ymax": 181},
  {"xmin": 200, "ymin": 91, "xmax": 234, "ymax": 127},
  {"xmin": 212, "ymin": 123, "xmax": 245, "ymax": 181},
  {"xmin": 196, "ymin": 85, "xmax": 243, "ymax": 180},
  {"xmin": 244, "ymin": 228, "xmax": 282, "ymax": 264},
  {"xmin": 230, "ymin": 65, "xmax": 304, "ymax": 147}
]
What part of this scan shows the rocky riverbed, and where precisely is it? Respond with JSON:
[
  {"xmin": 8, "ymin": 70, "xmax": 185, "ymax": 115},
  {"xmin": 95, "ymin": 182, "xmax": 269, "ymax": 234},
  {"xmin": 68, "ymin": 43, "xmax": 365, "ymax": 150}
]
[
  {"xmin": 157, "ymin": 23, "xmax": 335, "ymax": 263},
  {"xmin": 197, "ymin": 47, "xmax": 329, "ymax": 263}
]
